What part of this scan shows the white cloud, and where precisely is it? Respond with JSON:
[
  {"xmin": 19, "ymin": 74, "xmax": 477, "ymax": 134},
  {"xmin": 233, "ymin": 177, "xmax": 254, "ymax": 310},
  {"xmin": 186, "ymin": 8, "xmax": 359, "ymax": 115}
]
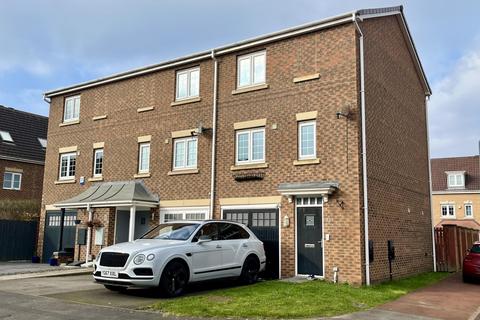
[{"xmin": 429, "ymin": 44, "xmax": 480, "ymax": 157}]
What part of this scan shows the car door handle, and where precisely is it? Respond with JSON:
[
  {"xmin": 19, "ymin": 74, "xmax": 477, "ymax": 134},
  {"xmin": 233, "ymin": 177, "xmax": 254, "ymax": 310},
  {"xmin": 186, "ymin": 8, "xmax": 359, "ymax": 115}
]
[
  {"xmin": 242, "ymin": 243, "xmax": 248, "ymax": 248},
  {"xmin": 216, "ymin": 245, "xmax": 222, "ymax": 249}
]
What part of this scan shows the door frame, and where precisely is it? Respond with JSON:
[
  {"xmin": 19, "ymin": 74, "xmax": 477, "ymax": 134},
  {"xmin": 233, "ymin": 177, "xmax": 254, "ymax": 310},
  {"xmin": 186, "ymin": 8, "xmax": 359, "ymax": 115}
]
[
  {"xmin": 295, "ymin": 196, "xmax": 324, "ymax": 278},
  {"xmin": 220, "ymin": 204, "xmax": 281, "ymax": 279}
]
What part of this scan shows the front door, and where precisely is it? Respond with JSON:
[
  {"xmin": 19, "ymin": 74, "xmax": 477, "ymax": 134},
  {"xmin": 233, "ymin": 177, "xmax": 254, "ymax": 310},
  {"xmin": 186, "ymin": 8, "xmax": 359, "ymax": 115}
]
[{"xmin": 297, "ymin": 206, "xmax": 323, "ymax": 276}]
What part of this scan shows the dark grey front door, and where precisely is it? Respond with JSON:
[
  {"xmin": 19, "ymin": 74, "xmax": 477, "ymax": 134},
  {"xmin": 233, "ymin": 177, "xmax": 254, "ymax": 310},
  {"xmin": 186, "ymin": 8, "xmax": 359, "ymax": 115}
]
[{"xmin": 297, "ymin": 207, "xmax": 323, "ymax": 276}]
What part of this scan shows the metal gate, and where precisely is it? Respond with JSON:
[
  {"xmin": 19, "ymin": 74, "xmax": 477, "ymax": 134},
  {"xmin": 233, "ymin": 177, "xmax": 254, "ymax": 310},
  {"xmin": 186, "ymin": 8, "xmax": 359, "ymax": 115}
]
[
  {"xmin": 223, "ymin": 208, "xmax": 279, "ymax": 279},
  {"xmin": 0, "ymin": 220, "xmax": 38, "ymax": 261},
  {"xmin": 42, "ymin": 211, "xmax": 77, "ymax": 262}
]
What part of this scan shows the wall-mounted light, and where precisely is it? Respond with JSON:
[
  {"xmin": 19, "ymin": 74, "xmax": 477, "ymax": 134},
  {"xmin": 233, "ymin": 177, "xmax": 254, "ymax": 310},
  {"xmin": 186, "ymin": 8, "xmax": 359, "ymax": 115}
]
[
  {"xmin": 283, "ymin": 215, "xmax": 290, "ymax": 228},
  {"xmin": 336, "ymin": 199, "xmax": 345, "ymax": 209},
  {"xmin": 336, "ymin": 105, "xmax": 353, "ymax": 120}
]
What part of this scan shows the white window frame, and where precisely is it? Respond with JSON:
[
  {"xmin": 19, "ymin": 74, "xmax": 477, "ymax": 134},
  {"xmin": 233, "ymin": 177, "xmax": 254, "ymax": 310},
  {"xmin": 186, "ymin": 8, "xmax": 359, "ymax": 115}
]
[
  {"xmin": 298, "ymin": 120, "xmax": 317, "ymax": 160},
  {"xmin": 59, "ymin": 152, "xmax": 76, "ymax": 180},
  {"xmin": 464, "ymin": 203, "xmax": 473, "ymax": 218},
  {"xmin": 441, "ymin": 203, "xmax": 455, "ymax": 218},
  {"xmin": 38, "ymin": 138, "xmax": 47, "ymax": 148},
  {"xmin": 175, "ymin": 67, "xmax": 200, "ymax": 101},
  {"xmin": 446, "ymin": 171, "xmax": 465, "ymax": 189},
  {"xmin": 237, "ymin": 50, "xmax": 266, "ymax": 89},
  {"xmin": 138, "ymin": 143, "xmax": 150, "ymax": 174},
  {"xmin": 235, "ymin": 127, "xmax": 265, "ymax": 165},
  {"xmin": 173, "ymin": 137, "xmax": 198, "ymax": 170},
  {"xmin": 0, "ymin": 130, "xmax": 13, "ymax": 143},
  {"xmin": 2, "ymin": 172, "xmax": 22, "ymax": 190},
  {"xmin": 93, "ymin": 148, "xmax": 104, "ymax": 177},
  {"xmin": 160, "ymin": 207, "xmax": 209, "ymax": 223},
  {"xmin": 63, "ymin": 95, "xmax": 81, "ymax": 122}
]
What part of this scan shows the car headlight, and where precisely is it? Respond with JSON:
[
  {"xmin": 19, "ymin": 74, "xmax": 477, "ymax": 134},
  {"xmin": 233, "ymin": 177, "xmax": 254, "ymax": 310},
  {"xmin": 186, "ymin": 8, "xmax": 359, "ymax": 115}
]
[
  {"xmin": 133, "ymin": 254, "xmax": 145, "ymax": 265},
  {"xmin": 147, "ymin": 254, "xmax": 155, "ymax": 261}
]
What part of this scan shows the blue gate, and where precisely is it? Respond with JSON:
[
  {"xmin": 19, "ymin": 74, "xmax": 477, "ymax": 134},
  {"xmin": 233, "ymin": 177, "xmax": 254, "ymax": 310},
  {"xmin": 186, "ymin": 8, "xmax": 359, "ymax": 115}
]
[{"xmin": 0, "ymin": 220, "xmax": 38, "ymax": 261}]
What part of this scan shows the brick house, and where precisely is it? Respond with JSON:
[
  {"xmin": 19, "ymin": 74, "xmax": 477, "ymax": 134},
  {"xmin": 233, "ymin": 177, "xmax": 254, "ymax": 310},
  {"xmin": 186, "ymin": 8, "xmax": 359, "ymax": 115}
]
[
  {"xmin": 0, "ymin": 105, "xmax": 48, "ymax": 218},
  {"xmin": 39, "ymin": 6, "xmax": 433, "ymax": 284},
  {"xmin": 431, "ymin": 156, "xmax": 480, "ymax": 231}
]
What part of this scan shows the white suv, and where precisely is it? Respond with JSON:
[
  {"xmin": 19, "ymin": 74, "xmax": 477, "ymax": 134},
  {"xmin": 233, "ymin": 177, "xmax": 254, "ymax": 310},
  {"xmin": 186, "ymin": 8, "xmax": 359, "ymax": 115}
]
[{"xmin": 93, "ymin": 220, "xmax": 266, "ymax": 297}]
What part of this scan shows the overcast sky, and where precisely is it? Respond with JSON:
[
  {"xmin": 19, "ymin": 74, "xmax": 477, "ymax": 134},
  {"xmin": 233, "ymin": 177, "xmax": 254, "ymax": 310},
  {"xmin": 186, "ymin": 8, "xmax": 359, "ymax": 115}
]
[{"xmin": 0, "ymin": 0, "xmax": 478, "ymax": 158}]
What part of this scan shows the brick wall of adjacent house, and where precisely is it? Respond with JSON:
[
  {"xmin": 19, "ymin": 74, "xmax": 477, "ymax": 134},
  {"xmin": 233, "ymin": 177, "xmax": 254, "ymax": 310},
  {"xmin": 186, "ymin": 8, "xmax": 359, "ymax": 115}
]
[
  {"xmin": 0, "ymin": 159, "xmax": 44, "ymax": 202},
  {"xmin": 361, "ymin": 16, "xmax": 433, "ymax": 283}
]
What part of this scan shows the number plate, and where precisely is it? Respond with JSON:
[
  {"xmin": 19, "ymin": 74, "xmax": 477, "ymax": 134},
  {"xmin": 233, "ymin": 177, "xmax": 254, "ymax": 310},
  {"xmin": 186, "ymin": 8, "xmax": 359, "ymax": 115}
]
[{"xmin": 101, "ymin": 270, "xmax": 118, "ymax": 278}]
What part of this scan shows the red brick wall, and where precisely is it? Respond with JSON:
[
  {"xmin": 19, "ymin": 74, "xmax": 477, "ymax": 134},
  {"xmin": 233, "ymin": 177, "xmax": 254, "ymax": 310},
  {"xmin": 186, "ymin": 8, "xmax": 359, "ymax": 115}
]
[
  {"xmin": 361, "ymin": 16, "xmax": 433, "ymax": 283},
  {"xmin": 0, "ymin": 159, "xmax": 44, "ymax": 202}
]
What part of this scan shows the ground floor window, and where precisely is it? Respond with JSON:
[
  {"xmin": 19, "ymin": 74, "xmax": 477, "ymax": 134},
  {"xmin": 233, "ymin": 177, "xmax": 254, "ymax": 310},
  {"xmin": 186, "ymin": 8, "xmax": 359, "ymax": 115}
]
[
  {"xmin": 465, "ymin": 203, "xmax": 473, "ymax": 217},
  {"xmin": 160, "ymin": 207, "xmax": 208, "ymax": 223}
]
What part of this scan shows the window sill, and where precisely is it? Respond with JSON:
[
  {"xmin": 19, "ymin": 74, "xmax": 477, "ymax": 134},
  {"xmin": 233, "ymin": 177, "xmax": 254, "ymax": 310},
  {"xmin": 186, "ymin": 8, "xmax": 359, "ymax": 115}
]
[
  {"xmin": 232, "ymin": 84, "xmax": 269, "ymax": 95},
  {"xmin": 88, "ymin": 176, "xmax": 104, "ymax": 182},
  {"xmin": 2, "ymin": 188, "xmax": 20, "ymax": 191},
  {"xmin": 134, "ymin": 173, "xmax": 151, "ymax": 178},
  {"xmin": 92, "ymin": 115, "xmax": 107, "ymax": 121},
  {"xmin": 293, "ymin": 73, "xmax": 320, "ymax": 83},
  {"xmin": 293, "ymin": 158, "xmax": 320, "ymax": 166},
  {"xmin": 54, "ymin": 179, "xmax": 76, "ymax": 185},
  {"xmin": 170, "ymin": 97, "xmax": 201, "ymax": 107},
  {"xmin": 168, "ymin": 169, "xmax": 199, "ymax": 176},
  {"xmin": 59, "ymin": 120, "xmax": 80, "ymax": 127},
  {"xmin": 230, "ymin": 163, "xmax": 269, "ymax": 171},
  {"xmin": 137, "ymin": 106, "xmax": 155, "ymax": 113}
]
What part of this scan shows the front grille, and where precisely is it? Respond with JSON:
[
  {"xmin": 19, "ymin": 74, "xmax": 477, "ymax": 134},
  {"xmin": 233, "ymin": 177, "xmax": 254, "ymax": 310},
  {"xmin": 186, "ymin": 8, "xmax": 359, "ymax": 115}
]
[{"xmin": 99, "ymin": 252, "xmax": 129, "ymax": 267}]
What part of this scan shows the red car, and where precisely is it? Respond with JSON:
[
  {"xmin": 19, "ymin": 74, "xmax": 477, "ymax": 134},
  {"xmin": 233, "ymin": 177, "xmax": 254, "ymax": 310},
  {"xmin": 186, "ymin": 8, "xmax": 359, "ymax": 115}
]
[{"xmin": 463, "ymin": 241, "xmax": 480, "ymax": 283}]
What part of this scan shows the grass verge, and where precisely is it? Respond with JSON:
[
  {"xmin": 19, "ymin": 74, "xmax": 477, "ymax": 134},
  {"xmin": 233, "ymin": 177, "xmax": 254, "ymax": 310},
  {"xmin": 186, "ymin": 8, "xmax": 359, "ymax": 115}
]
[{"xmin": 146, "ymin": 272, "xmax": 449, "ymax": 318}]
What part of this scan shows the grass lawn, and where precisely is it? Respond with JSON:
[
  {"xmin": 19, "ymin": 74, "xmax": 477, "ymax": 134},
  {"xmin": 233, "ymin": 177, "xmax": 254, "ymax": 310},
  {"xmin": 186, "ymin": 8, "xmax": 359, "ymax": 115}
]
[{"xmin": 147, "ymin": 272, "xmax": 450, "ymax": 318}]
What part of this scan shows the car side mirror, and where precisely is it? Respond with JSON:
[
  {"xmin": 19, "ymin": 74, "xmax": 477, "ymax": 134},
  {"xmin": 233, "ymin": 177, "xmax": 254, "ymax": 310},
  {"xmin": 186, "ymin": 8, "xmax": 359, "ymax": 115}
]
[{"xmin": 197, "ymin": 235, "xmax": 212, "ymax": 244}]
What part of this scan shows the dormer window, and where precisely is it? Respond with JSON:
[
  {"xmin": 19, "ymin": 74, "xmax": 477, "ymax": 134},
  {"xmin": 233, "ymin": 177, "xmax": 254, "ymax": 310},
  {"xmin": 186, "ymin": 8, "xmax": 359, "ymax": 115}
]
[
  {"xmin": 0, "ymin": 130, "xmax": 13, "ymax": 143},
  {"xmin": 446, "ymin": 171, "xmax": 465, "ymax": 189}
]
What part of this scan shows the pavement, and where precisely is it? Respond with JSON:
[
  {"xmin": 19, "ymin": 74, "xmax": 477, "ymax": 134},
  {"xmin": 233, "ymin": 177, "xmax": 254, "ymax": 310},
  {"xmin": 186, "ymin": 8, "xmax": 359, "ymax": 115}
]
[
  {"xmin": 0, "ymin": 262, "xmax": 58, "ymax": 275},
  {"xmin": 0, "ymin": 261, "xmax": 93, "ymax": 281},
  {"xmin": 0, "ymin": 271, "xmax": 478, "ymax": 319}
]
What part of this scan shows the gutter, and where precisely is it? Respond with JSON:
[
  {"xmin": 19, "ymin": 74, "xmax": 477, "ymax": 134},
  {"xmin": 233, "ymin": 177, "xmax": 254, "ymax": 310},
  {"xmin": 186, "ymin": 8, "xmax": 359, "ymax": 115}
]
[
  {"xmin": 353, "ymin": 14, "xmax": 370, "ymax": 286},
  {"xmin": 209, "ymin": 50, "xmax": 218, "ymax": 218}
]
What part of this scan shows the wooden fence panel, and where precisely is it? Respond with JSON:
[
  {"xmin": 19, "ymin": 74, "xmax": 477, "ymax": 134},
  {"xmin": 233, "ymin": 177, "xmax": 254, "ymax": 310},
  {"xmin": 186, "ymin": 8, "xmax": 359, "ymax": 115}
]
[{"xmin": 0, "ymin": 220, "xmax": 38, "ymax": 261}]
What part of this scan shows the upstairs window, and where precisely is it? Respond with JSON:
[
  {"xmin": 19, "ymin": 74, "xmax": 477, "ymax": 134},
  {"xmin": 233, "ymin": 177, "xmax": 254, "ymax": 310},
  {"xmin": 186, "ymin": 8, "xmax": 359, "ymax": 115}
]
[
  {"xmin": 93, "ymin": 148, "xmax": 103, "ymax": 177},
  {"xmin": 59, "ymin": 152, "xmax": 76, "ymax": 180},
  {"xmin": 138, "ymin": 143, "xmax": 150, "ymax": 174},
  {"xmin": 465, "ymin": 204, "xmax": 473, "ymax": 218},
  {"xmin": 298, "ymin": 121, "xmax": 316, "ymax": 160},
  {"xmin": 176, "ymin": 67, "xmax": 200, "ymax": 100},
  {"xmin": 235, "ymin": 127, "xmax": 265, "ymax": 165},
  {"xmin": 3, "ymin": 172, "xmax": 21, "ymax": 190},
  {"xmin": 38, "ymin": 138, "xmax": 47, "ymax": 149},
  {"xmin": 173, "ymin": 137, "xmax": 197, "ymax": 170},
  {"xmin": 63, "ymin": 95, "xmax": 80, "ymax": 122},
  {"xmin": 237, "ymin": 51, "xmax": 266, "ymax": 88},
  {"xmin": 441, "ymin": 204, "xmax": 455, "ymax": 218},
  {"xmin": 447, "ymin": 171, "xmax": 465, "ymax": 189},
  {"xmin": 0, "ymin": 130, "xmax": 13, "ymax": 143}
]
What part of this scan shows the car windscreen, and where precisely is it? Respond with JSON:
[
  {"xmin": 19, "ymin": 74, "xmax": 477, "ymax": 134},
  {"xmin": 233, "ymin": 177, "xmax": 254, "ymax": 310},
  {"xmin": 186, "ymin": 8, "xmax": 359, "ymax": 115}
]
[
  {"xmin": 471, "ymin": 244, "xmax": 480, "ymax": 254},
  {"xmin": 141, "ymin": 223, "xmax": 200, "ymax": 240}
]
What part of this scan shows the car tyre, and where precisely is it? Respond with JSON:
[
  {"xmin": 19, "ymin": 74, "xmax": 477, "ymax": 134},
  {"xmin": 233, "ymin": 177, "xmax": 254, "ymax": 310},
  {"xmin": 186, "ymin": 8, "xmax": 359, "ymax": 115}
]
[
  {"xmin": 159, "ymin": 260, "xmax": 189, "ymax": 298},
  {"xmin": 104, "ymin": 284, "xmax": 127, "ymax": 292},
  {"xmin": 240, "ymin": 255, "xmax": 260, "ymax": 285}
]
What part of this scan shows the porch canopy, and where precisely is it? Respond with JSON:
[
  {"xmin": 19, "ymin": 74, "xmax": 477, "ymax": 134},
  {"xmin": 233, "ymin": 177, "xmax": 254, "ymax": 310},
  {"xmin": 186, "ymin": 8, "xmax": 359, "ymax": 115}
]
[
  {"xmin": 54, "ymin": 180, "xmax": 159, "ymax": 243},
  {"xmin": 278, "ymin": 181, "xmax": 339, "ymax": 202},
  {"xmin": 54, "ymin": 180, "xmax": 159, "ymax": 209}
]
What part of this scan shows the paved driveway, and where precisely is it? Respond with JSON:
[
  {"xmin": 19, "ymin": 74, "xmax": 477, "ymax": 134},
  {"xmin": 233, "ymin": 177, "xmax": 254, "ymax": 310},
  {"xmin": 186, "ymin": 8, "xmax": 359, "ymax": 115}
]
[{"xmin": 0, "ymin": 262, "xmax": 57, "ymax": 275}]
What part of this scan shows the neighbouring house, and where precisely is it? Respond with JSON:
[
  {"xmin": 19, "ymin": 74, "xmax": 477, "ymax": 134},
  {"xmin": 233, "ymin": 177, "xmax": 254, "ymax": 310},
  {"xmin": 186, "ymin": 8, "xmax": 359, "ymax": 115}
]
[
  {"xmin": 431, "ymin": 155, "xmax": 480, "ymax": 231},
  {"xmin": 0, "ymin": 105, "xmax": 48, "ymax": 261},
  {"xmin": 39, "ymin": 6, "xmax": 433, "ymax": 284},
  {"xmin": 0, "ymin": 105, "xmax": 48, "ymax": 219}
]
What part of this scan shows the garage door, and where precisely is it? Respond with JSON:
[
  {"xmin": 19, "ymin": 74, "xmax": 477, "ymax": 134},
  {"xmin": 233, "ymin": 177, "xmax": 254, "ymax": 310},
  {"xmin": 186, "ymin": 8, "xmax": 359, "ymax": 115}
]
[
  {"xmin": 223, "ymin": 208, "xmax": 279, "ymax": 279},
  {"xmin": 42, "ymin": 211, "xmax": 77, "ymax": 262}
]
